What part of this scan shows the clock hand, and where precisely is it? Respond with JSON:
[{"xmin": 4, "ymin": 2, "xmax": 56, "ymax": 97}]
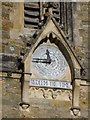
[
  {"xmin": 46, "ymin": 49, "xmax": 51, "ymax": 63},
  {"xmin": 32, "ymin": 50, "xmax": 52, "ymax": 64},
  {"xmin": 32, "ymin": 58, "xmax": 51, "ymax": 64}
]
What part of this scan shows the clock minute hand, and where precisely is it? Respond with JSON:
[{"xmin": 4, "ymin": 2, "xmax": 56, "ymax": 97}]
[{"xmin": 32, "ymin": 58, "xmax": 51, "ymax": 63}]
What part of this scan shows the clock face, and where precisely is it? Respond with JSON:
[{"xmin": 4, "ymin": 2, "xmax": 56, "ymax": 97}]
[{"xmin": 31, "ymin": 44, "xmax": 69, "ymax": 79}]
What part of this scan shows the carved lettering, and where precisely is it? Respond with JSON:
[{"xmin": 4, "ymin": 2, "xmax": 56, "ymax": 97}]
[{"xmin": 30, "ymin": 79, "xmax": 72, "ymax": 89}]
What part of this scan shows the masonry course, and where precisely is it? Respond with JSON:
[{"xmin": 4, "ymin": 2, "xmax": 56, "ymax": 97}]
[{"xmin": 0, "ymin": 2, "xmax": 89, "ymax": 118}]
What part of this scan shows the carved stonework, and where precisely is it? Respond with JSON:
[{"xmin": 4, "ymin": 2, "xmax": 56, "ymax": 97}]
[
  {"xmin": 29, "ymin": 87, "xmax": 72, "ymax": 101},
  {"xmin": 22, "ymin": 15, "xmax": 82, "ymax": 118},
  {"xmin": 70, "ymin": 107, "xmax": 81, "ymax": 117}
]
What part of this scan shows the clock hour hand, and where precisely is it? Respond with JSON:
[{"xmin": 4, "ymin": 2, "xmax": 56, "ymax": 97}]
[
  {"xmin": 32, "ymin": 58, "xmax": 51, "ymax": 64},
  {"xmin": 46, "ymin": 49, "xmax": 51, "ymax": 63}
]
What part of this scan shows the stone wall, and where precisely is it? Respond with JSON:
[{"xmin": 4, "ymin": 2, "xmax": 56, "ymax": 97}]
[
  {"xmin": 2, "ymin": 2, "xmax": 25, "ymax": 55},
  {"xmin": 73, "ymin": 3, "xmax": 88, "ymax": 76},
  {"xmin": 1, "ymin": 2, "xmax": 25, "ymax": 72},
  {"xmin": 1, "ymin": 2, "xmax": 89, "ymax": 70},
  {"xmin": 1, "ymin": 2, "xmax": 89, "ymax": 119}
]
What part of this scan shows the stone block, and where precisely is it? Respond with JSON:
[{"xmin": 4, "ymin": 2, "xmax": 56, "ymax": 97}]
[
  {"xmin": 10, "ymin": 29, "xmax": 21, "ymax": 40},
  {"xmin": 1, "ymin": 54, "xmax": 17, "ymax": 71},
  {"xmin": 2, "ymin": 21, "xmax": 13, "ymax": 31},
  {"xmin": 2, "ymin": 30, "xmax": 10, "ymax": 39},
  {"xmin": 2, "ymin": 2, "xmax": 13, "ymax": 8},
  {"xmin": 2, "ymin": 12, "xmax": 9, "ymax": 20},
  {"xmin": 5, "ymin": 44, "xmax": 20, "ymax": 55},
  {"xmin": 79, "ymin": 28, "xmax": 88, "ymax": 36}
]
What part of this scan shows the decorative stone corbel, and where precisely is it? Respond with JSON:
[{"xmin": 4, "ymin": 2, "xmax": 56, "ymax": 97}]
[
  {"xmin": 71, "ymin": 68, "xmax": 81, "ymax": 117},
  {"xmin": 70, "ymin": 106, "xmax": 81, "ymax": 117},
  {"xmin": 19, "ymin": 102, "xmax": 30, "ymax": 112}
]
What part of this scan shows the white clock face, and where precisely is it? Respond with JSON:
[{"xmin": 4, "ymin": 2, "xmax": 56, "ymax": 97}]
[{"xmin": 31, "ymin": 45, "xmax": 69, "ymax": 79}]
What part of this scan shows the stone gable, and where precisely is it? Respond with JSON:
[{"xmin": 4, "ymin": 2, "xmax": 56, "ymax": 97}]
[{"xmin": 0, "ymin": 2, "xmax": 89, "ymax": 119}]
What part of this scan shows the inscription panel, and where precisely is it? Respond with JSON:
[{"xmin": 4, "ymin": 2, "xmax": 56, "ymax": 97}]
[{"xmin": 30, "ymin": 79, "xmax": 72, "ymax": 89}]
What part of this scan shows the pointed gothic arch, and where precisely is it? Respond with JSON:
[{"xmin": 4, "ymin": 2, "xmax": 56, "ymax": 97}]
[
  {"xmin": 21, "ymin": 16, "xmax": 82, "ymax": 117},
  {"xmin": 31, "ymin": 32, "xmax": 74, "ymax": 81}
]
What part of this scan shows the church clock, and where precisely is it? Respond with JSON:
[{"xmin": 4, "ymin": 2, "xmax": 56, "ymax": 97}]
[
  {"xmin": 21, "ymin": 16, "xmax": 82, "ymax": 117},
  {"xmin": 31, "ymin": 43, "xmax": 69, "ymax": 80}
]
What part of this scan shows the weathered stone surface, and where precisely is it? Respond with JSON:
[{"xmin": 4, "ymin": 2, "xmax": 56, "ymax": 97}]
[
  {"xmin": 2, "ymin": 79, "xmax": 21, "ymax": 118},
  {"xmin": 2, "ymin": 30, "xmax": 10, "ymax": 39},
  {"xmin": 2, "ymin": 2, "xmax": 13, "ymax": 8},
  {"xmin": 0, "ymin": 2, "xmax": 89, "ymax": 119},
  {"xmin": 2, "ymin": 21, "xmax": 13, "ymax": 30},
  {"xmin": 1, "ymin": 54, "xmax": 18, "ymax": 71}
]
